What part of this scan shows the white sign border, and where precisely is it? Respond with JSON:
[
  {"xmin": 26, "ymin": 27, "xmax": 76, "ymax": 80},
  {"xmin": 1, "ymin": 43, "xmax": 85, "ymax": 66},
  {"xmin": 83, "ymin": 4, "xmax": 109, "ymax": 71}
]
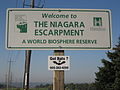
[{"xmin": 6, "ymin": 8, "xmax": 112, "ymax": 50}]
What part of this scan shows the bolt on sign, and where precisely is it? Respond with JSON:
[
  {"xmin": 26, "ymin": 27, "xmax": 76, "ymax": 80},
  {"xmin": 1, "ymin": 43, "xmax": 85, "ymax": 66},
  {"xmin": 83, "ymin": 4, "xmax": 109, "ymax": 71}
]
[
  {"xmin": 6, "ymin": 8, "xmax": 112, "ymax": 50},
  {"xmin": 48, "ymin": 56, "xmax": 70, "ymax": 70}
]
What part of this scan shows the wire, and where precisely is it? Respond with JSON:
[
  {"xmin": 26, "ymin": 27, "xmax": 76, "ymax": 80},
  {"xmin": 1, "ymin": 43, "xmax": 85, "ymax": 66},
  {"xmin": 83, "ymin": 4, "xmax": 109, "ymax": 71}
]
[
  {"xmin": 36, "ymin": 0, "xmax": 46, "ymax": 8},
  {"xmin": 38, "ymin": 0, "xmax": 41, "ymax": 7},
  {"xmin": 22, "ymin": 0, "xmax": 46, "ymax": 8},
  {"xmin": 43, "ymin": 0, "xmax": 46, "ymax": 7},
  {"xmin": 42, "ymin": 0, "xmax": 46, "ymax": 8},
  {"xmin": 22, "ymin": 0, "xmax": 25, "ymax": 8},
  {"xmin": 14, "ymin": 51, "xmax": 21, "ymax": 62},
  {"xmin": 7, "ymin": 51, "xmax": 13, "ymax": 62},
  {"xmin": 16, "ymin": 0, "xmax": 18, "ymax": 8}
]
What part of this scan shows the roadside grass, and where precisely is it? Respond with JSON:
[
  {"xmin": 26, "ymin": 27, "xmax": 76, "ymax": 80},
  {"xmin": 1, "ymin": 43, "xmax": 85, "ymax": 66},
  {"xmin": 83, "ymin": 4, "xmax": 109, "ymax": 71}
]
[
  {"xmin": 30, "ymin": 88, "xmax": 48, "ymax": 90},
  {"xmin": 3, "ymin": 88, "xmax": 48, "ymax": 90}
]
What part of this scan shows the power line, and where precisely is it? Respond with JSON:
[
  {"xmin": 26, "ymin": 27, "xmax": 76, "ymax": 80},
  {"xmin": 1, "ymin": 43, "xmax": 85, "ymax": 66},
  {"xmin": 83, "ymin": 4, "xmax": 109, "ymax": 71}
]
[
  {"xmin": 16, "ymin": 0, "xmax": 18, "ymax": 7},
  {"xmin": 22, "ymin": 0, "xmax": 25, "ymax": 8},
  {"xmin": 23, "ymin": 0, "xmax": 46, "ymax": 8},
  {"xmin": 38, "ymin": 0, "xmax": 46, "ymax": 8},
  {"xmin": 12, "ymin": 51, "xmax": 21, "ymax": 62},
  {"xmin": 15, "ymin": 51, "xmax": 21, "ymax": 61},
  {"xmin": 7, "ymin": 58, "xmax": 15, "ymax": 90}
]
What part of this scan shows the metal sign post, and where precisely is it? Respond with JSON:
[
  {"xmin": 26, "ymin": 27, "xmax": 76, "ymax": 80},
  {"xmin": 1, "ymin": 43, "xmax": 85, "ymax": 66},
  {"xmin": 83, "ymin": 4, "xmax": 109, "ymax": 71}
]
[{"xmin": 53, "ymin": 50, "xmax": 64, "ymax": 90}]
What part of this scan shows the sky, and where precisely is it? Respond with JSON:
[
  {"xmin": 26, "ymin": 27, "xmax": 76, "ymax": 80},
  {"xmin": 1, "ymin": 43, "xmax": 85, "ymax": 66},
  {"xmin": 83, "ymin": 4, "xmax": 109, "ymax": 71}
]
[{"xmin": 0, "ymin": 0, "xmax": 120, "ymax": 85}]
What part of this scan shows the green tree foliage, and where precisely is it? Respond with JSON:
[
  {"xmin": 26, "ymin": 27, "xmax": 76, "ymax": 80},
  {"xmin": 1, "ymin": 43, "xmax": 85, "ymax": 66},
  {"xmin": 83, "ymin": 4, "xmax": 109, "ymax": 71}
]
[
  {"xmin": 65, "ymin": 83, "xmax": 96, "ymax": 90},
  {"xmin": 35, "ymin": 84, "xmax": 52, "ymax": 90},
  {"xmin": 95, "ymin": 37, "xmax": 120, "ymax": 90}
]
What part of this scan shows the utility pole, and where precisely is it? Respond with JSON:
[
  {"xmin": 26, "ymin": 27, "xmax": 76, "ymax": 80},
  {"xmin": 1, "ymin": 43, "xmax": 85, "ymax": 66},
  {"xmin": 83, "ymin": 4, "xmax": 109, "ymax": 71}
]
[
  {"xmin": 7, "ymin": 58, "xmax": 14, "ymax": 90},
  {"xmin": 5, "ymin": 73, "xmax": 7, "ymax": 89},
  {"xmin": 23, "ymin": 50, "xmax": 32, "ymax": 90},
  {"xmin": 31, "ymin": 0, "xmax": 35, "ymax": 8},
  {"xmin": 53, "ymin": 50, "xmax": 64, "ymax": 90},
  {"xmin": 23, "ymin": 0, "xmax": 34, "ymax": 89}
]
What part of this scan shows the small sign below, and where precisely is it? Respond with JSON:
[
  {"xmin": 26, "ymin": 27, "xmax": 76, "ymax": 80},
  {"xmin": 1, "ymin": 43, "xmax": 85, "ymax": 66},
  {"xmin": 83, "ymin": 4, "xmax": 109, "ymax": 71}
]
[{"xmin": 48, "ymin": 56, "xmax": 70, "ymax": 70}]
